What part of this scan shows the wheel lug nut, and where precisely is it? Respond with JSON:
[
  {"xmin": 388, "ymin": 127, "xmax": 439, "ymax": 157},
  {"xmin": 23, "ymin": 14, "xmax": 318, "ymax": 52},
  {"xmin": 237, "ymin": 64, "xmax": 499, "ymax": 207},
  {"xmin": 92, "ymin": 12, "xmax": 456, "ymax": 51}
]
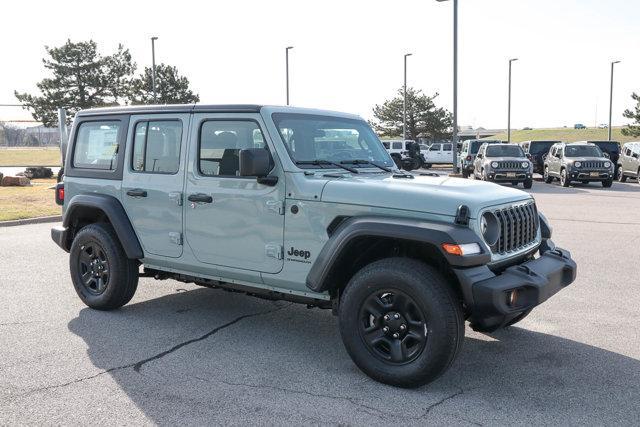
[
  {"xmin": 393, "ymin": 333, "xmax": 399, "ymax": 338},
  {"xmin": 382, "ymin": 326, "xmax": 389, "ymax": 333},
  {"xmin": 394, "ymin": 313, "xmax": 400, "ymax": 319},
  {"xmin": 400, "ymin": 324, "xmax": 406, "ymax": 330}
]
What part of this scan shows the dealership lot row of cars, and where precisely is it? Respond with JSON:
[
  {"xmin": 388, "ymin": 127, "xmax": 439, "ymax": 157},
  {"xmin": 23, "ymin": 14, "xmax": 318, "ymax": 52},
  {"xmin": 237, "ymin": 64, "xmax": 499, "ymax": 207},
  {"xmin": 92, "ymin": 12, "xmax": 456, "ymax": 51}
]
[{"xmin": 386, "ymin": 139, "xmax": 640, "ymax": 188}]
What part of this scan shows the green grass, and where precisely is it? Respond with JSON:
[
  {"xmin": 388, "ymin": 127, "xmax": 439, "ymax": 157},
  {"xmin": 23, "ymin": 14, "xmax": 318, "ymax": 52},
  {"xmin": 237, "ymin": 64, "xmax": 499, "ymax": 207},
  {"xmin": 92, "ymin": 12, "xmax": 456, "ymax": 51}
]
[
  {"xmin": 0, "ymin": 178, "xmax": 60, "ymax": 221},
  {"xmin": 0, "ymin": 149, "xmax": 61, "ymax": 166},
  {"xmin": 484, "ymin": 127, "xmax": 637, "ymax": 144}
]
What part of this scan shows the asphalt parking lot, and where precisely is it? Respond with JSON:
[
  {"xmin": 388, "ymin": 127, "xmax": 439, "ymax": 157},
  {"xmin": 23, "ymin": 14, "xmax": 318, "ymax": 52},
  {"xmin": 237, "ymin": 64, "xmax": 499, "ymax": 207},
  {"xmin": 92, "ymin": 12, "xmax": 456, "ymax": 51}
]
[{"xmin": 1, "ymin": 177, "xmax": 639, "ymax": 425}]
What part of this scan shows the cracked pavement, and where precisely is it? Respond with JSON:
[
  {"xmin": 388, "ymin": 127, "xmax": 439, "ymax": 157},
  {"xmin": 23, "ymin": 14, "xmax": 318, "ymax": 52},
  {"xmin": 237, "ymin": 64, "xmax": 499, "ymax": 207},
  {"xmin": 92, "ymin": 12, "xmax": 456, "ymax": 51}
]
[{"xmin": 1, "ymin": 181, "xmax": 640, "ymax": 425}]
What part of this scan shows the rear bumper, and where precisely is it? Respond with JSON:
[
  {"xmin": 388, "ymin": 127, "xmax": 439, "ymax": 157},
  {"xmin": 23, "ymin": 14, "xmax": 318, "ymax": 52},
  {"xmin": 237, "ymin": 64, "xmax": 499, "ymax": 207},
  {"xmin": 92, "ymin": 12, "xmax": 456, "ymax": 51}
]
[
  {"xmin": 454, "ymin": 242, "xmax": 576, "ymax": 331},
  {"xmin": 51, "ymin": 225, "xmax": 70, "ymax": 252}
]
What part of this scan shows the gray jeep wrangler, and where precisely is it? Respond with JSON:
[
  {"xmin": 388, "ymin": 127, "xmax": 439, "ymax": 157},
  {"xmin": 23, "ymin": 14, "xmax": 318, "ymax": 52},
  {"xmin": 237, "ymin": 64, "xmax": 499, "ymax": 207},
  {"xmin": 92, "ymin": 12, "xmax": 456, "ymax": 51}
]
[
  {"xmin": 543, "ymin": 142, "xmax": 614, "ymax": 187},
  {"xmin": 51, "ymin": 104, "xmax": 576, "ymax": 388},
  {"xmin": 473, "ymin": 143, "xmax": 533, "ymax": 188}
]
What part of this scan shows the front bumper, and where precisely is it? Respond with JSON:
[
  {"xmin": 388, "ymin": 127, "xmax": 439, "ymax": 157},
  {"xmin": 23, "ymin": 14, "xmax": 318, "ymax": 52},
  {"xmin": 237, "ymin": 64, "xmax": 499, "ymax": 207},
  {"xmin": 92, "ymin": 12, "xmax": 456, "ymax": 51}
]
[
  {"xmin": 569, "ymin": 170, "xmax": 613, "ymax": 181},
  {"xmin": 487, "ymin": 171, "xmax": 532, "ymax": 182},
  {"xmin": 454, "ymin": 242, "xmax": 576, "ymax": 331}
]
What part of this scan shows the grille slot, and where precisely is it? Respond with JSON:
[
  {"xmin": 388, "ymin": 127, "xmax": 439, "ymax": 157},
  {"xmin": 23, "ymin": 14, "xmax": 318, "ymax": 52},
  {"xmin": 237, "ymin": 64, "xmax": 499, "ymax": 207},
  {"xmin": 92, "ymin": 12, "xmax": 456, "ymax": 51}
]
[
  {"xmin": 492, "ymin": 202, "xmax": 538, "ymax": 254},
  {"xmin": 497, "ymin": 161, "xmax": 522, "ymax": 169}
]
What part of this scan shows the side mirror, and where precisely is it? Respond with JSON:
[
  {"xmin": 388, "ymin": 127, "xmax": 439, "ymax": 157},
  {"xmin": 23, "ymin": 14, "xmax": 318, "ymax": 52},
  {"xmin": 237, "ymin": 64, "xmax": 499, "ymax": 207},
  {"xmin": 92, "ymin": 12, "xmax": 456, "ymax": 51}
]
[
  {"xmin": 526, "ymin": 153, "xmax": 532, "ymax": 160},
  {"xmin": 603, "ymin": 152, "xmax": 610, "ymax": 159},
  {"xmin": 239, "ymin": 148, "xmax": 273, "ymax": 178},
  {"xmin": 476, "ymin": 153, "xmax": 483, "ymax": 159}
]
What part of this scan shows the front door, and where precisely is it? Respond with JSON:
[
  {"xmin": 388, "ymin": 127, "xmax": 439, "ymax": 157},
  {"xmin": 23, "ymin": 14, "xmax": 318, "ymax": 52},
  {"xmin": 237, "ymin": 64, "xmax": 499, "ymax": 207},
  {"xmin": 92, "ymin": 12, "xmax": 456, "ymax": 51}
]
[
  {"xmin": 122, "ymin": 114, "xmax": 189, "ymax": 258},
  {"xmin": 184, "ymin": 113, "xmax": 285, "ymax": 274}
]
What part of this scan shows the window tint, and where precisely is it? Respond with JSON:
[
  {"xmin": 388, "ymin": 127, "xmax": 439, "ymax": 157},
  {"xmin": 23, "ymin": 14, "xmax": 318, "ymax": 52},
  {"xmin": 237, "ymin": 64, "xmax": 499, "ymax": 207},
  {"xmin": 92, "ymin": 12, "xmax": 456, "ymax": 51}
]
[
  {"xmin": 382, "ymin": 141, "xmax": 390, "ymax": 149},
  {"xmin": 73, "ymin": 121, "xmax": 120, "ymax": 170},
  {"xmin": 131, "ymin": 121, "xmax": 182, "ymax": 174},
  {"xmin": 625, "ymin": 148, "xmax": 632, "ymax": 156},
  {"xmin": 429, "ymin": 144, "xmax": 441, "ymax": 151},
  {"xmin": 199, "ymin": 120, "xmax": 266, "ymax": 176},
  {"xmin": 442, "ymin": 144, "xmax": 452, "ymax": 151},
  {"xmin": 485, "ymin": 144, "xmax": 525, "ymax": 157},
  {"xmin": 392, "ymin": 142, "xmax": 402, "ymax": 149}
]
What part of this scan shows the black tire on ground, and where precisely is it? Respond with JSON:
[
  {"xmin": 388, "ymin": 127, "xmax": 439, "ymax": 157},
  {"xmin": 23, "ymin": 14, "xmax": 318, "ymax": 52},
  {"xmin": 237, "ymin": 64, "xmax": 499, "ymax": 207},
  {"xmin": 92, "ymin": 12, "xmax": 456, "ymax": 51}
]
[
  {"xmin": 602, "ymin": 178, "xmax": 613, "ymax": 188},
  {"xmin": 560, "ymin": 169, "xmax": 570, "ymax": 187},
  {"xmin": 461, "ymin": 169, "xmax": 469, "ymax": 178},
  {"xmin": 617, "ymin": 167, "xmax": 627, "ymax": 182},
  {"xmin": 338, "ymin": 257, "xmax": 464, "ymax": 388},
  {"xmin": 511, "ymin": 182, "xmax": 519, "ymax": 186},
  {"xmin": 523, "ymin": 178, "xmax": 533, "ymax": 189},
  {"xmin": 425, "ymin": 163, "xmax": 432, "ymax": 169},
  {"xmin": 543, "ymin": 166, "xmax": 553, "ymax": 184},
  {"xmin": 69, "ymin": 223, "xmax": 139, "ymax": 310},
  {"xmin": 481, "ymin": 169, "xmax": 487, "ymax": 181}
]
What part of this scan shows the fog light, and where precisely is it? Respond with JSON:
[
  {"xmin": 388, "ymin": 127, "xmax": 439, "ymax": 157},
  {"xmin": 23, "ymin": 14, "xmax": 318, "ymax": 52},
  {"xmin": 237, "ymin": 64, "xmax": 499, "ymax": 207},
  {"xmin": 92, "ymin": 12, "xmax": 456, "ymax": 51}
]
[{"xmin": 507, "ymin": 289, "xmax": 518, "ymax": 306}]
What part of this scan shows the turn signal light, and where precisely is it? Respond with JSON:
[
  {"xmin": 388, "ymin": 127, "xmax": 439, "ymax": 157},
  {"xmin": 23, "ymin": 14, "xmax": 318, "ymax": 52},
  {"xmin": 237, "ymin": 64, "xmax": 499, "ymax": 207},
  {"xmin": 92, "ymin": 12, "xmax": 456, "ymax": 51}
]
[{"xmin": 442, "ymin": 243, "xmax": 481, "ymax": 256}]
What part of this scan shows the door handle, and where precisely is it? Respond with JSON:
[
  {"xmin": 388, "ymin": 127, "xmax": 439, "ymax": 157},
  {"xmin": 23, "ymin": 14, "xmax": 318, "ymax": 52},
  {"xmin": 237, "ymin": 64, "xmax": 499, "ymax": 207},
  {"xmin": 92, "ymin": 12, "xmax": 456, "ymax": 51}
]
[
  {"xmin": 126, "ymin": 189, "xmax": 147, "ymax": 198},
  {"xmin": 187, "ymin": 193, "xmax": 213, "ymax": 203}
]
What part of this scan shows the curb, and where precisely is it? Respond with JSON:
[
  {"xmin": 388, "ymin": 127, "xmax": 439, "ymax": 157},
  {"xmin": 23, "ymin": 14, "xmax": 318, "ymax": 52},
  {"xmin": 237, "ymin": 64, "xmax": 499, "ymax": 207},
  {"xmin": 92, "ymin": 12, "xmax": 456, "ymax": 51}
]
[{"xmin": 0, "ymin": 215, "xmax": 62, "ymax": 228}]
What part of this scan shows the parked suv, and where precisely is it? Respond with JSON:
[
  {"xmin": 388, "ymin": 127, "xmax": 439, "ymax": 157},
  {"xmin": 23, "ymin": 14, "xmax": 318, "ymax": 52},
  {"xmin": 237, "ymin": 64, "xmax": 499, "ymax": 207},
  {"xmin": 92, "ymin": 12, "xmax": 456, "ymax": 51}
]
[
  {"xmin": 458, "ymin": 139, "xmax": 503, "ymax": 178},
  {"xmin": 473, "ymin": 143, "xmax": 533, "ymax": 188},
  {"xmin": 520, "ymin": 140, "xmax": 559, "ymax": 174},
  {"xmin": 543, "ymin": 142, "xmax": 614, "ymax": 187},
  {"xmin": 617, "ymin": 142, "xmax": 640, "ymax": 183},
  {"xmin": 51, "ymin": 104, "xmax": 576, "ymax": 388}
]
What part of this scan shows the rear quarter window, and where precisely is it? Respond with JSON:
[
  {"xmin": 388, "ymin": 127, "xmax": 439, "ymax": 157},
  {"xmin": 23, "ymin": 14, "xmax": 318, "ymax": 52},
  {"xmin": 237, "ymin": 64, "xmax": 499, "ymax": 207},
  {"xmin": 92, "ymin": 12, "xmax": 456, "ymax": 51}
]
[{"xmin": 73, "ymin": 121, "xmax": 121, "ymax": 170}]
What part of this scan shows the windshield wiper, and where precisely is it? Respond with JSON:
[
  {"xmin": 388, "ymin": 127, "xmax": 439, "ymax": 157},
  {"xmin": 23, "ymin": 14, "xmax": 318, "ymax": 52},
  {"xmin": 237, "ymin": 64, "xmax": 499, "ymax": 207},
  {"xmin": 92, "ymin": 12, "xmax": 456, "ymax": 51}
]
[
  {"xmin": 295, "ymin": 160, "xmax": 359, "ymax": 173},
  {"xmin": 340, "ymin": 159, "xmax": 393, "ymax": 173}
]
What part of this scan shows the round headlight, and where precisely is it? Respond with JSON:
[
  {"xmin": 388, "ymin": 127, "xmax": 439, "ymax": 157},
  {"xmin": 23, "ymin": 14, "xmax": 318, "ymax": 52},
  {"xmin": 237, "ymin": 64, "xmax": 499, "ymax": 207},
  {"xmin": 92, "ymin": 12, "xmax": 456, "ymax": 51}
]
[
  {"xmin": 521, "ymin": 161, "xmax": 529, "ymax": 168},
  {"xmin": 574, "ymin": 161, "xmax": 582, "ymax": 168},
  {"xmin": 604, "ymin": 161, "xmax": 611, "ymax": 168},
  {"xmin": 480, "ymin": 212, "xmax": 500, "ymax": 247},
  {"xmin": 491, "ymin": 162, "xmax": 499, "ymax": 168}
]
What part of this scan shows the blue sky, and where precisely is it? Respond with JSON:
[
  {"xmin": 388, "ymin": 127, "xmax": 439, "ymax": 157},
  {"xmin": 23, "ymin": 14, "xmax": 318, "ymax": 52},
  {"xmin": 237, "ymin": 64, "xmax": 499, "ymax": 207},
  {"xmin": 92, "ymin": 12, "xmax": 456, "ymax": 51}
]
[{"xmin": 1, "ymin": 0, "xmax": 638, "ymax": 129}]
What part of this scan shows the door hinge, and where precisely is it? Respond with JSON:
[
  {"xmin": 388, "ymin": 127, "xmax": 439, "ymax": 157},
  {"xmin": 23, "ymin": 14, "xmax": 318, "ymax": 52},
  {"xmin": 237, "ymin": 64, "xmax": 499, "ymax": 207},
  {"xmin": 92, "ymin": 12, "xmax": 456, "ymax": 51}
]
[
  {"xmin": 266, "ymin": 200, "xmax": 285, "ymax": 215},
  {"xmin": 265, "ymin": 244, "xmax": 283, "ymax": 260},
  {"xmin": 168, "ymin": 192, "xmax": 183, "ymax": 206},
  {"xmin": 169, "ymin": 232, "xmax": 183, "ymax": 245}
]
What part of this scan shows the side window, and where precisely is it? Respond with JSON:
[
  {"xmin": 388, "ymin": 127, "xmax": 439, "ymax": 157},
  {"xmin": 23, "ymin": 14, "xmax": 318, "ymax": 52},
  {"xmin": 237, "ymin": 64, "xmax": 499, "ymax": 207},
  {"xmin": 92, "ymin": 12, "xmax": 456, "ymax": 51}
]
[
  {"xmin": 429, "ymin": 144, "xmax": 441, "ymax": 151},
  {"xmin": 392, "ymin": 142, "xmax": 402, "ymax": 150},
  {"xmin": 624, "ymin": 147, "xmax": 632, "ymax": 156},
  {"xmin": 73, "ymin": 121, "xmax": 120, "ymax": 170},
  {"xmin": 382, "ymin": 141, "xmax": 390, "ymax": 149},
  {"xmin": 442, "ymin": 144, "xmax": 452, "ymax": 151},
  {"xmin": 131, "ymin": 121, "xmax": 182, "ymax": 174},
  {"xmin": 199, "ymin": 120, "xmax": 266, "ymax": 177}
]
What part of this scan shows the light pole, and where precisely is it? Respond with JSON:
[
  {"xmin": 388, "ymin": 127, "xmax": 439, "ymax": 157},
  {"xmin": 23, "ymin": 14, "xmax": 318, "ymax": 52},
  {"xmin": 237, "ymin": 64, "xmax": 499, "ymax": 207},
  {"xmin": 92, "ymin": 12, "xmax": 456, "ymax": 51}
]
[
  {"xmin": 151, "ymin": 37, "xmax": 158, "ymax": 103},
  {"xmin": 403, "ymin": 53, "xmax": 412, "ymax": 140},
  {"xmin": 436, "ymin": 0, "xmax": 458, "ymax": 172},
  {"xmin": 507, "ymin": 58, "xmax": 518, "ymax": 143},
  {"xmin": 608, "ymin": 60, "xmax": 620, "ymax": 141},
  {"xmin": 285, "ymin": 46, "xmax": 293, "ymax": 105}
]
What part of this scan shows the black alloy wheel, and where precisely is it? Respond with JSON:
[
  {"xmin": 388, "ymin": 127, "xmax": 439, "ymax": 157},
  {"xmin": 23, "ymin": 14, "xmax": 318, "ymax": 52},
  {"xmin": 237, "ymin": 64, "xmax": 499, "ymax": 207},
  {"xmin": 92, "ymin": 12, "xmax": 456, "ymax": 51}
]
[
  {"xmin": 358, "ymin": 289, "xmax": 427, "ymax": 365},
  {"xmin": 78, "ymin": 242, "xmax": 110, "ymax": 295}
]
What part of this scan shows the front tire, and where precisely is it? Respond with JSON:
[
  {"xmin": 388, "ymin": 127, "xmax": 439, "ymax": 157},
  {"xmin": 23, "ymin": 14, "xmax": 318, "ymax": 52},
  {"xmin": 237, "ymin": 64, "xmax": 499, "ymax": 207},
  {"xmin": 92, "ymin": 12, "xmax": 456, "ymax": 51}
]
[
  {"xmin": 617, "ymin": 167, "xmax": 627, "ymax": 182},
  {"xmin": 69, "ymin": 223, "xmax": 139, "ymax": 310},
  {"xmin": 560, "ymin": 169, "xmax": 570, "ymax": 187},
  {"xmin": 338, "ymin": 258, "xmax": 464, "ymax": 388},
  {"xmin": 523, "ymin": 178, "xmax": 533, "ymax": 189},
  {"xmin": 543, "ymin": 166, "xmax": 553, "ymax": 184},
  {"xmin": 602, "ymin": 178, "xmax": 613, "ymax": 188}
]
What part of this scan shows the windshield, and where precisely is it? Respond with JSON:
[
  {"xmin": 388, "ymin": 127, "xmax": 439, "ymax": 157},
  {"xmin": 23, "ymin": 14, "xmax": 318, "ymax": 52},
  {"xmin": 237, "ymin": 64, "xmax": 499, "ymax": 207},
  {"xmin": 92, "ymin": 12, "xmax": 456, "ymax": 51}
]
[
  {"xmin": 272, "ymin": 113, "xmax": 394, "ymax": 168},
  {"xmin": 528, "ymin": 141, "xmax": 555, "ymax": 154},
  {"xmin": 565, "ymin": 145, "xmax": 603, "ymax": 157},
  {"xmin": 470, "ymin": 140, "xmax": 501, "ymax": 154},
  {"xmin": 485, "ymin": 144, "xmax": 525, "ymax": 157},
  {"xmin": 591, "ymin": 142, "xmax": 619, "ymax": 153}
]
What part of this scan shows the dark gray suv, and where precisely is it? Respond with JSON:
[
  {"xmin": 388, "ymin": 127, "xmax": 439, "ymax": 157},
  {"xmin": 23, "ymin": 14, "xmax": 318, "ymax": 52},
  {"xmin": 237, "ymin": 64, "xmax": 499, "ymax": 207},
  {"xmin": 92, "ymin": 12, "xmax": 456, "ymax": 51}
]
[
  {"xmin": 543, "ymin": 142, "xmax": 614, "ymax": 187},
  {"xmin": 473, "ymin": 143, "xmax": 533, "ymax": 188}
]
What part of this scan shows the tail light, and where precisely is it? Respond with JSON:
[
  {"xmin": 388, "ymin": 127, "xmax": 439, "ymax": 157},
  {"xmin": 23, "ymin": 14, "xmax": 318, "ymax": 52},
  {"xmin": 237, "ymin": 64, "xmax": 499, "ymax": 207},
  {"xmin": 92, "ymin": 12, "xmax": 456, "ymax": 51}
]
[{"xmin": 55, "ymin": 182, "xmax": 64, "ymax": 206}]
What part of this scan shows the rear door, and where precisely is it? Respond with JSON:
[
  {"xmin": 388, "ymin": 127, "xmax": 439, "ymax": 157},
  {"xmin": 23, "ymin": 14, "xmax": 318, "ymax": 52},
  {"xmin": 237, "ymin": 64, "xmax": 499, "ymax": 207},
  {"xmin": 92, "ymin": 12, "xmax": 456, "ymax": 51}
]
[
  {"xmin": 441, "ymin": 143, "xmax": 453, "ymax": 164},
  {"xmin": 121, "ymin": 114, "xmax": 189, "ymax": 258}
]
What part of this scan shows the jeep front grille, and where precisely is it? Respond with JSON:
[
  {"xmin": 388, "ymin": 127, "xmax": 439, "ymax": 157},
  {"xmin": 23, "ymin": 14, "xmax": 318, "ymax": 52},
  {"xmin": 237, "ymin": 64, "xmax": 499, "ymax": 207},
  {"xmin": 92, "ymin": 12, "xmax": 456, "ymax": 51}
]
[
  {"xmin": 497, "ymin": 161, "xmax": 523, "ymax": 169},
  {"xmin": 493, "ymin": 201, "xmax": 539, "ymax": 254},
  {"xmin": 579, "ymin": 161, "xmax": 606, "ymax": 169}
]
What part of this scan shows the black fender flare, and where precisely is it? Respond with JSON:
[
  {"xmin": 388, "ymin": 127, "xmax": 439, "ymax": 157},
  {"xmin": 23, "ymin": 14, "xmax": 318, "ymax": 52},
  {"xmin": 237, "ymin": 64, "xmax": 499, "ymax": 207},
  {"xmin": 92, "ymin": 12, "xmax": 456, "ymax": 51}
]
[
  {"xmin": 305, "ymin": 216, "xmax": 491, "ymax": 293},
  {"xmin": 61, "ymin": 193, "xmax": 144, "ymax": 259}
]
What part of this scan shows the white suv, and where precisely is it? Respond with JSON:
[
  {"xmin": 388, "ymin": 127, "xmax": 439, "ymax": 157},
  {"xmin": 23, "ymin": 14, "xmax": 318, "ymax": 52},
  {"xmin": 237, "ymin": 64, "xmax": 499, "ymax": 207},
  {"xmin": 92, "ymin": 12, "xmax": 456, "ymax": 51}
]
[{"xmin": 617, "ymin": 142, "xmax": 640, "ymax": 183}]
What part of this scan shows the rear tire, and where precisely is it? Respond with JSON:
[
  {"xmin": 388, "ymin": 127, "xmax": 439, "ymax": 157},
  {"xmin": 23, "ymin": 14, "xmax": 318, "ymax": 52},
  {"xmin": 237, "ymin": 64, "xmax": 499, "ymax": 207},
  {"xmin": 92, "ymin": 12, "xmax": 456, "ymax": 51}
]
[
  {"xmin": 69, "ymin": 223, "xmax": 139, "ymax": 310},
  {"xmin": 338, "ymin": 258, "xmax": 464, "ymax": 388}
]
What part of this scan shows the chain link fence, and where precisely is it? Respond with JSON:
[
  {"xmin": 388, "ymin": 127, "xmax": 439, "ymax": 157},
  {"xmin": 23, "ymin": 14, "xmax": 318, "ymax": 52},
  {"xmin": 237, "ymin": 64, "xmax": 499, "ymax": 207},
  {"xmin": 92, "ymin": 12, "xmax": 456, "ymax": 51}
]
[{"xmin": 0, "ymin": 105, "xmax": 61, "ymax": 148}]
